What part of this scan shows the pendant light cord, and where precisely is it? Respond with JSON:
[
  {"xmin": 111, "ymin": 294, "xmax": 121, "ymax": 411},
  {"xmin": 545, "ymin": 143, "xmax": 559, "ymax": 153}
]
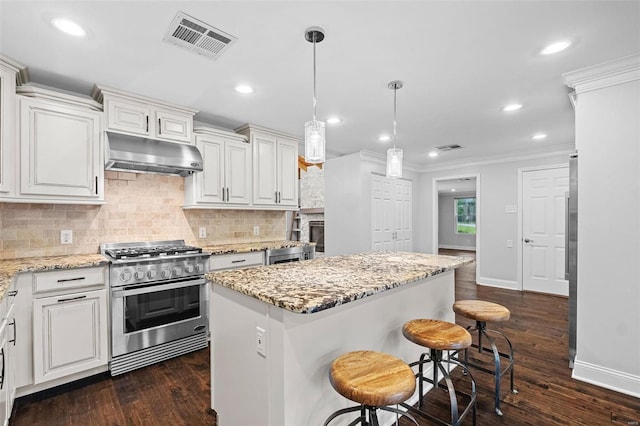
[
  {"xmin": 312, "ymin": 33, "xmax": 317, "ymax": 122},
  {"xmin": 392, "ymin": 85, "xmax": 397, "ymax": 150}
]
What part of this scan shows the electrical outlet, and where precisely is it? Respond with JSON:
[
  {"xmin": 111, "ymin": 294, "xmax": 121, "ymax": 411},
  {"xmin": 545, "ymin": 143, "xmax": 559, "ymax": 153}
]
[
  {"xmin": 506, "ymin": 240, "xmax": 513, "ymax": 248},
  {"xmin": 256, "ymin": 326, "xmax": 266, "ymax": 357},
  {"xmin": 199, "ymin": 227, "xmax": 207, "ymax": 239},
  {"xmin": 60, "ymin": 230, "xmax": 73, "ymax": 245},
  {"xmin": 253, "ymin": 225, "xmax": 260, "ymax": 236}
]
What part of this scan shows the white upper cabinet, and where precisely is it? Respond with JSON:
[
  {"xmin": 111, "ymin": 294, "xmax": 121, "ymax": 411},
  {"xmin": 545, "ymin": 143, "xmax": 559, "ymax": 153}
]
[
  {"xmin": 184, "ymin": 126, "xmax": 251, "ymax": 207},
  {"xmin": 0, "ymin": 55, "xmax": 25, "ymax": 197},
  {"xmin": 236, "ymin": 124, "xmax": 299, "ymax": 209},
  {"xmin": 93, "ymin": 85, "xmax": 197, "ymax": 144},
  {"xmin": 5, "ymin": 85, "xmax": 104, "ymax": 204}
]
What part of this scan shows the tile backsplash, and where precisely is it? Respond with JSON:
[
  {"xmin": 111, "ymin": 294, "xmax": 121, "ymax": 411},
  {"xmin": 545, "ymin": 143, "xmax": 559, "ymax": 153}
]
[{"xmin": 0, "ymin": 172, "xmax": 286, "ymax": 259}]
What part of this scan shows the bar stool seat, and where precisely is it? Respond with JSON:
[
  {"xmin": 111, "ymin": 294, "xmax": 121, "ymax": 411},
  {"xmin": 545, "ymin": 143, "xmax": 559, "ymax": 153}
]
[
  {"xmin": 402, "ymin": 319, "xmax": 477, "ymax": 426},
  {"xmin": 452, "ymin": 299, "xmax": 518, "ymax": 416},
  {"xmin": 324, "ymin": 350, "xmax": 419, "ymax": 425}
]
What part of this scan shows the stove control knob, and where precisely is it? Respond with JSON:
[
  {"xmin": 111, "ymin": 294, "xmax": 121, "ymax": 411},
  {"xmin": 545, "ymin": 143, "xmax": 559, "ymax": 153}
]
[
  {"xmin": 195, "ymin": 263, "xmax": 204, "ymax": 273},
  {"xmin": 185, "ymin": 264, "xmax": 195, "ymax": 274},
  {"xmin": 173, "ymin": 267, "xmax": 182, "ymax": 277},
  {"xmin": 134, "ymin": 271, "xmax": 145, "ymax": 280},
  {"xmin": 120, "ymin": 270, "xmax": 132, "ymax": 282},
  {"xmin": 147, "ymin": 270, "xmax": 157, "ymax": 279},
  {"xmin": 161, "ymin": 270, "xmax": 171, "ymax": 279}
]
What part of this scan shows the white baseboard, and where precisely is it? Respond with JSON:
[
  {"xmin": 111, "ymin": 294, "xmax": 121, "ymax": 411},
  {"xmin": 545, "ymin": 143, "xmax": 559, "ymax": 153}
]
[
  {"xmin": 572, "ymin": 359, "xmax": 640, "ymax": 398},
  {"xmin": 438, "ymin": 244, "xmax": 476, "ymax": 251},
  {"xmin": 477, "ymin": 276, "xmax": 520, "ymax": 290}
]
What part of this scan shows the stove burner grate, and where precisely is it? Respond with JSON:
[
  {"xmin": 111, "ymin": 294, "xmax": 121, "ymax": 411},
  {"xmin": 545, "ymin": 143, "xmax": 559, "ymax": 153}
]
[{"xmin": 105, "ymin": 245, "xmax": 203, "ymax": 260}]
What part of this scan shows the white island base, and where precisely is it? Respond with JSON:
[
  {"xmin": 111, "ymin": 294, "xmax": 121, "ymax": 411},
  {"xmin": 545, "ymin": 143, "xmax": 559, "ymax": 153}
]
[{"xmin": 210, "ymin": 270, "xmax": 456, "ymax": 426}]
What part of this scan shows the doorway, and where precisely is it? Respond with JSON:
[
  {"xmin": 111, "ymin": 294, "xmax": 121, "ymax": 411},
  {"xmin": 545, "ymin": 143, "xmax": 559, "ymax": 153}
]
[
  {"xmin": 432, "ymin": 174, "xmax": 480, "ymax": 279},
  {"xmin": 518, "ymin": 165, "xmax": 569, "ymax": 295}
]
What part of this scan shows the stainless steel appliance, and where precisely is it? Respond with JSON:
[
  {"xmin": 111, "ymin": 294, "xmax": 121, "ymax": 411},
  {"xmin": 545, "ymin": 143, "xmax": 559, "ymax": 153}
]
[
  {"xmin": 266, "ymin": 245, "xmax": 315, "ymax": 265},
  {"xmin": 565, "ymin": 153, "xmax": 578, "ymax": 368},
  {"xmin": 105, "ymin": 132, "xmax": 203, "ymax": 176},
  {"xmin": 101, "ymin": 240, "xmax": 210, "ymax": 375}
]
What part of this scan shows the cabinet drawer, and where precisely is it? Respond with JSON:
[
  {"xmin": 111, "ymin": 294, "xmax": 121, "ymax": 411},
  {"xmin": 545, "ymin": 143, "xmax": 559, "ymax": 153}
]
[
  {"xmin": 209, "ymin": 251, "xmax": 264, "ymax": 271},
  {"xmin": 33, "ymin": 267, "xmax": 105, "ymax": 294}
]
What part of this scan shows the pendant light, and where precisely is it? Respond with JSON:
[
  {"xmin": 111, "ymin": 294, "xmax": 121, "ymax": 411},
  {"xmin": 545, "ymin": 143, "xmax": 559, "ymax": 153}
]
[
  {"xmin": 386, "ymin": 80, "xmax": 404, "ymax": 178},
  {"xmin": 304, "ymin": 27, "xmax": 326, "ymax": 164}
]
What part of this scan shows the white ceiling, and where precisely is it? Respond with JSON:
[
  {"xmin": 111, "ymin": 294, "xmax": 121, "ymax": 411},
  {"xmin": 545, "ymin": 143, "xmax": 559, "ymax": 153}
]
[{"xmin": 1, "ymin": 1, "xmax": 639, "ymax": 169}]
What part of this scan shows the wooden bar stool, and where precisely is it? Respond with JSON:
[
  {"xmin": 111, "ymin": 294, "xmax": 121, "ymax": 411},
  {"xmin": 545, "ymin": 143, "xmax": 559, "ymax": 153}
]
[
  {"xmin": 401, "ymin": 319, "xmax": 477, "ymax": 426},
  {"xmin": 323, "ymin": 350, "xmax": 419, "ymax": 426},
  {"xmin": 452, "ymin": 299, "xmax": 518, "ymax": 416}
]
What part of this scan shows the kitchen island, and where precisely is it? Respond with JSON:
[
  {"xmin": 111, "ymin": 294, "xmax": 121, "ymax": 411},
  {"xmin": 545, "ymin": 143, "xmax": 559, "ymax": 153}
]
[{"xmin": 206, "ymin": 251, "xmax": 472, "ymax": 426}]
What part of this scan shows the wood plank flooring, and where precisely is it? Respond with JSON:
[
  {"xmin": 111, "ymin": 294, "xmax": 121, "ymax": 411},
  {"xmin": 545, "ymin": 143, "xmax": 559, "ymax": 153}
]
[{"xmin": 10, "ymin": 250, "xmax": 640, "ymax": 425}]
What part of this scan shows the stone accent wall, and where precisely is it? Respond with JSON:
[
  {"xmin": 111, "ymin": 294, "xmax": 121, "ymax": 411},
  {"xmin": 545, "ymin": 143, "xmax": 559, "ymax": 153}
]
[
  {"xmin": 299, "ymin": 165, "xmax": 324, "ymax": 209},
  {"xmin": 0, "ymin": 171, "xmax": 286, "ymax": 259}
]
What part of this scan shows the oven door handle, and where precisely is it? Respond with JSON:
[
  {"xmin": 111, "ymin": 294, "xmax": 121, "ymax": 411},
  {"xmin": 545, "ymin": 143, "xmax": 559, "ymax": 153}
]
[{"xmin": 111, "ymin": 278, "xmax": 206, "ymax": 298}]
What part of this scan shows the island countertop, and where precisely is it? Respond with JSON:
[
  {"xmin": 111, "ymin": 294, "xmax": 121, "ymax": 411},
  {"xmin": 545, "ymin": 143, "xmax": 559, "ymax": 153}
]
[{"xmin": 206, "ymin": 251, "xmax": 472, "ymax": 314}]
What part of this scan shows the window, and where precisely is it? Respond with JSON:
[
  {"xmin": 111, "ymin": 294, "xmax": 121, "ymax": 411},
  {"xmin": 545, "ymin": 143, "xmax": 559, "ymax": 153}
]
[{"xmin": 455, "ymin": 197, "xmax": 476, "ymax": 234}]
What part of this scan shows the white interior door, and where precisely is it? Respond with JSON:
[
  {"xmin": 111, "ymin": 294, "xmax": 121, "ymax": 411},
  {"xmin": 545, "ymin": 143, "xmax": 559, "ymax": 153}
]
[
  {"xmin": 394, "ymin": 179, "xmax": 412, "ymax": 251},
  {"xmin": 372, "ymin": 175, "xmax": 394, "ymax": 251},
  {"xmin": 522, "ymin": 167, "xmax": 569, "ymax": 295}
]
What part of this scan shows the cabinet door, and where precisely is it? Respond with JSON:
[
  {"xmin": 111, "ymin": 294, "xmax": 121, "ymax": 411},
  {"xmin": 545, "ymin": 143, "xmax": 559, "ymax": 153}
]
[
  {"xmin": 0, "ymin": 63, "xmax": 17, "ymax": 195},
  {"xmin": 19, "ymin": 98, "xmax": 102, "ymax": 199},
  {"xmin": 197, "ymin": 136, "xmax": 225, "ymax": 203},
  {"xmin": 33, "ymin": 289, "xmax": 108, "ymax": 384},
  {"xmin": 225, "ymin": 140, "xmax": 251, "ymax": 204},
  {"xmin": 156, "ymin": 110, "xmax": 192, "ymax": 143},
  {"xmin": 0, "ymin": 323, "xmax": 7, "ymax": 426},
  {"xmin": 252, "ymin": 133, "xmax": 278, "ymax": 205},
  {"xmin": 276, "ymin": 139, "xmax": 299, "ymax": 206},
  {"xmin": 5, "ymin": 303, "xmax": 15, "ymax": 420},
  {"xmin": 105, "ymin": 98, "xmax": 150, "ymax": 137}
]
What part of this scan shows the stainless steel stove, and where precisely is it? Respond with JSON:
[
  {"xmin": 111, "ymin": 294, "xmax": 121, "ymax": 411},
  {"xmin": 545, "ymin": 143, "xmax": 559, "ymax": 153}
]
[{"xmin": 101, "ymin": 240, "xmax": 210, "ymax": 376}]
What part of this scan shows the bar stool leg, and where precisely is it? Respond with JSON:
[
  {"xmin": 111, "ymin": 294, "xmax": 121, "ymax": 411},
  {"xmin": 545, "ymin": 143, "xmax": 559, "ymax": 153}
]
[{"xmin": 468, "ymin": 320, "xmax": 518, "ymax": 416}]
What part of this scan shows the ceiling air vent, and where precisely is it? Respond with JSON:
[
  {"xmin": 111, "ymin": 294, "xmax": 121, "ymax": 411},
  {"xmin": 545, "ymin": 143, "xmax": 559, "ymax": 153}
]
[
  {"xmin": 435, "ymin": 144, "xmax": 463, "ymax": 151},
  {"xmin": 163, "ymin": 12, "xmax": 237, "ymax": 60}
]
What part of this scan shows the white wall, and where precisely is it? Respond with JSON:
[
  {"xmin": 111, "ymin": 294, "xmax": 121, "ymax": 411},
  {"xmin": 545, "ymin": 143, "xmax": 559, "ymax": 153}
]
[
  {"xmin": 417, "ymin": 153, "xmax": 570, "ymax": 289},
  {"xmin": 564, "ymin": 54, "xmax": 640, "ymax": 397},
  {"xmin": 438, "ymin": 191, "xmax": 476, "ymax": 250},
  {"xmin": 325, "ymin": 152, "xmax": 420, "ymax": 256}
]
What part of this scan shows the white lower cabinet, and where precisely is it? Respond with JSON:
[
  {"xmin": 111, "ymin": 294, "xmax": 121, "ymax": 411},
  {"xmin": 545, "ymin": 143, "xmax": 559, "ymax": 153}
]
[
  {"xmin": 0, "ymin": 320, "xmax": 8, "ymax": 426},
  {"xmin": 0, "ymin": 282, "xmax": 17, "ymax": 426},
  {"xmin": 33, "ymin": 288, "xmax": 108, "ymax": 384}
]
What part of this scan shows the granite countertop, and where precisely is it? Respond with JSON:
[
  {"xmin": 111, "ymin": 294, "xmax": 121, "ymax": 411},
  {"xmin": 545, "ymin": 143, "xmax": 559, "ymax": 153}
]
[
  {"xmin": 0, "ymin": 254, "xmax": 108, "ymax": 301},
  {"xmin": 202, "ymin": 240, "xmax": 314, "ymax": 255},
  {"xmin": 206, "ymin": 251, "xmax": 473, "ymax": 314}
]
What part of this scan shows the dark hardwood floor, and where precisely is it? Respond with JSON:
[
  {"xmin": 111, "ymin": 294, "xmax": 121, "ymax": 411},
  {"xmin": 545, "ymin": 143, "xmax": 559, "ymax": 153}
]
[{"xmin": 11, "ymin": 250, "xmax": 640, "ymax": 425}]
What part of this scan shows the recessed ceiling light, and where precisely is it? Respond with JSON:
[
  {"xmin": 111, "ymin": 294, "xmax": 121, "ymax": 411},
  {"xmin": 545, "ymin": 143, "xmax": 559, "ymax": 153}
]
[
  {"xmin": 327, "ymin": 117, "xmax": 342, "ymax": 125},
  {"xmin": 532, "ymin": 133, "xmax": 548, "ymax": 140},
  {"xmin": 51, "ymin": 18, "xmax": 86, "ymax": 37},
  {"xmin": 428, "ymin": 151, "xmax": 438, "ymax": 158},
  {"xmin": 235, "ymin": 84, "xmax": 254, "ymax": 94},
  {"xmin": 540, "ymin": 40, "xmax": 572, "ymax": 55},
  {"xmin": 378, "ymin": 135, "xmax": 391, "ymax": 142},
  {"xmin": 503, "ymin": 103, "xmax": 523, "ymax": 112},
  {"xmin": 451, "ymin": 189, "xmax": 456, "ymax": 192}
]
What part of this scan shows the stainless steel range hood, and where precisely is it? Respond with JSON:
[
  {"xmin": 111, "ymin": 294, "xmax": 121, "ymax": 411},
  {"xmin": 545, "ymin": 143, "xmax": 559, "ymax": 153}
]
[{"xmin": 105, "ymin": 132, "xmax": 203, "ymax": 176}]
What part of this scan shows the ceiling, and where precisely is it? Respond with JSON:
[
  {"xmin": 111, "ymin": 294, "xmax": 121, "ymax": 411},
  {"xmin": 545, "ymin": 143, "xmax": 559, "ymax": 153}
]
[
  {"xmin": 437, "ymin": 177, "xmax": 476, "ymax": 194},
  {"xmin": 1, "ymin": 1, "xmax": 639, "ymax": 169}
]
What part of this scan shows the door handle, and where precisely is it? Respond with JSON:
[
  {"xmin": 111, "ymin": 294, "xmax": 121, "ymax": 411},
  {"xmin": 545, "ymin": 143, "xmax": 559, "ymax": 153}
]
[{"xmin": 524, "ymin": 238, "xmax": 534, "ymax": 243}]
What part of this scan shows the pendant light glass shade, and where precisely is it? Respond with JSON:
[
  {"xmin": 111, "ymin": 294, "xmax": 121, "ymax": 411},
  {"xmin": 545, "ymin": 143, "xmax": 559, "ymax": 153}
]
[
  {"xmin": 304, "ymin": 120, "xmax": 325, "ymax": 163},
  {"xmin": 304, "ymin": 27, "xmax": 326, "ymax": 164},
  {"xmin": 386, "ymin": 147, "xmax": 403, "ymax": 178},
  {"xmin": 385, "ymin": 80, "xmax": 404, "ymax": 178}
]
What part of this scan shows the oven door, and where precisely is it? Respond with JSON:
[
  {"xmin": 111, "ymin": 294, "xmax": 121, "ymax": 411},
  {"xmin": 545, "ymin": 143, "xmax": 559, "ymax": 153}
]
[{"xmin": 111, "ymin": 278, "xmax": 208, "ymax": 357}]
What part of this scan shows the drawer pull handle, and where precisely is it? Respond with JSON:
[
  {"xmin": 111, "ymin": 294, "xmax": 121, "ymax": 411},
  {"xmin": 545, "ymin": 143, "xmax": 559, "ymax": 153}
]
[
  {"xmin": 231, "ymin": 259, "xmax": 247, "ymax": 264},
  {"xmin": 7, "ymin": 290, "xmax": 17, "ymax": 297},
  {"xmin": 56, "ymin": 277, "xmax": 86, "ymax": 283},
  {"xmin": 57, "ymin": 295, "xmax": 87, "ymax": 303}
]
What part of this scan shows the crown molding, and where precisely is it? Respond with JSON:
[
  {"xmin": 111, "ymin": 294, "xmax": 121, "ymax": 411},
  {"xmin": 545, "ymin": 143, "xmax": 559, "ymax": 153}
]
[
  {"xmin": 417, "ymin": 148, "xmax": 575, "ymax": 173},
  {"xmin": 563, "ymin": 52, "xmax": 640, "ymax": 94}
]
